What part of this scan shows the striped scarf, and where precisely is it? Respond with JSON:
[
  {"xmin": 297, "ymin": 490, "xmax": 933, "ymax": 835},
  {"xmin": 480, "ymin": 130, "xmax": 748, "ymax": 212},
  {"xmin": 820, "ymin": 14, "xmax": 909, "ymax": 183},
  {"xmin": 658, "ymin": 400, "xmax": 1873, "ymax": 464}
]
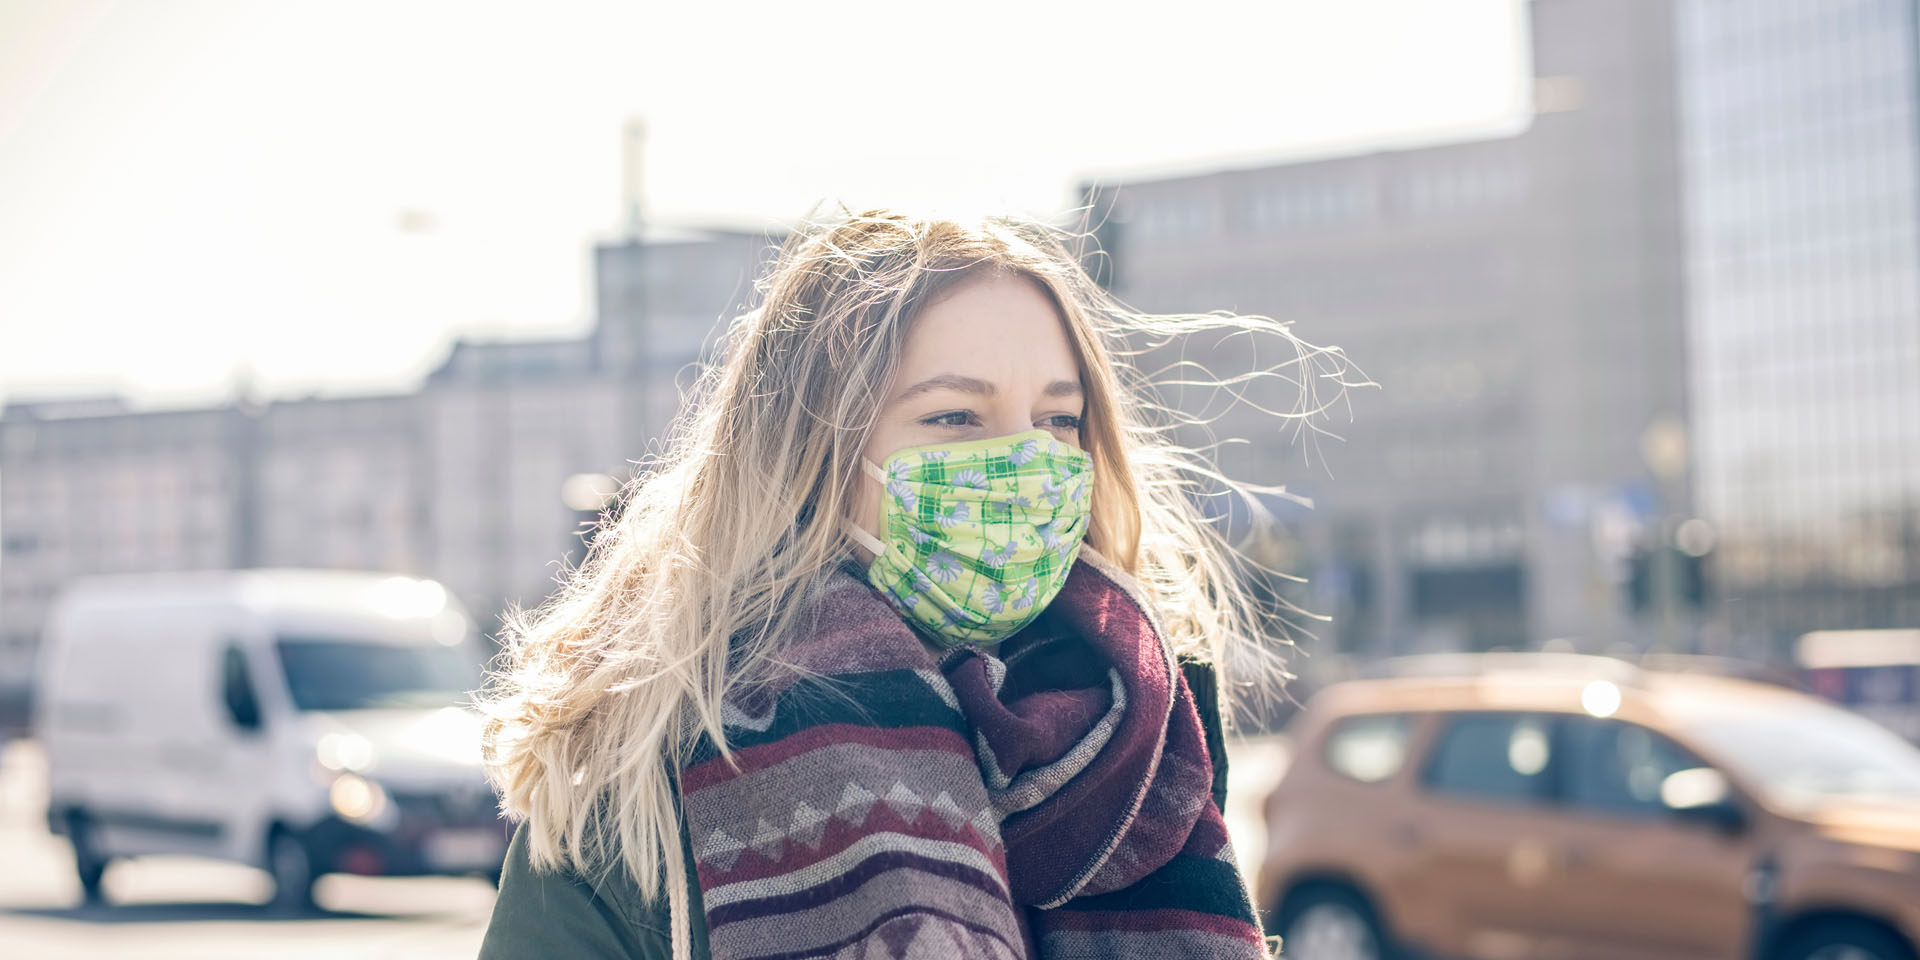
[{"xmin": 678, "ymin": 550, "xmax": 1271, "ymax": 959}]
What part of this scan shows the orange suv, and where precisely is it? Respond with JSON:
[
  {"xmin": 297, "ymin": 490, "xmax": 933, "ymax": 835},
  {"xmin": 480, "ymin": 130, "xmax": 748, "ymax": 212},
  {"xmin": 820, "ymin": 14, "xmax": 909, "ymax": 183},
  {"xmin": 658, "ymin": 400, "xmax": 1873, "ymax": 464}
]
[{"xmin": 1257, "ymin": 654, "xmax": 1920, "ymax": 960}]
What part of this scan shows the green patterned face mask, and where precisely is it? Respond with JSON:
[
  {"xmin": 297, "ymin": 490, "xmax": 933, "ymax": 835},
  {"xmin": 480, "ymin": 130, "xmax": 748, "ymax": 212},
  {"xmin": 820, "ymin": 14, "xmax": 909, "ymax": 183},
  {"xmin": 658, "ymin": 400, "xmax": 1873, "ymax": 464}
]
[{"xmin": 845, "ymin": 429, "xmax": 1094, "ymax": 646}]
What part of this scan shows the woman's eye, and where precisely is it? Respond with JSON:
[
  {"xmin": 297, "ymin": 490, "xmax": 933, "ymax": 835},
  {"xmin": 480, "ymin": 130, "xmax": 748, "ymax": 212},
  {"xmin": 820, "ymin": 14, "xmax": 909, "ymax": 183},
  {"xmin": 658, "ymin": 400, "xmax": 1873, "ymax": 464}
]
[
  {"xmin": 1041, "ymin": 414, "xmax": 1083, "ymax": 431},
  {"xmin": 922, "ymin": 411, "xmax": 976, "ymax": 428}
]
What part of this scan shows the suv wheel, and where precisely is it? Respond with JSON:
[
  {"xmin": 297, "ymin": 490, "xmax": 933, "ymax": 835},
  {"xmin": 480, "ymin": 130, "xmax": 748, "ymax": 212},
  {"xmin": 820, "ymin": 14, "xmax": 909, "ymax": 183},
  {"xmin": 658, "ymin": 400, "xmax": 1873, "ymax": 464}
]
[
  {"xmin": 66, "ymin": 811, "xmax": 109, "ymax": 904},
  {"xmin": 1276, "ymin": 885, "xmax": 1391, "ymax": 960},
  {"xmin": 1777, "ymin": 921, "xmax": 1916, "ymax": 960},
  {"xmin": 266, "ymin": 828, "xmax": 317, "ymax": 914}
]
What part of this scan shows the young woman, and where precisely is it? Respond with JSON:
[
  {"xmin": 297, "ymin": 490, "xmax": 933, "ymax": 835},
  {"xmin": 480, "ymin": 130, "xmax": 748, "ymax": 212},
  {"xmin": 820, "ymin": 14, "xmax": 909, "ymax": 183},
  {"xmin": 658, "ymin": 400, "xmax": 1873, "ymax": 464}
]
[{"xmin": 477, "ymin": 210, "xmax": 1341, "ymax": 959}]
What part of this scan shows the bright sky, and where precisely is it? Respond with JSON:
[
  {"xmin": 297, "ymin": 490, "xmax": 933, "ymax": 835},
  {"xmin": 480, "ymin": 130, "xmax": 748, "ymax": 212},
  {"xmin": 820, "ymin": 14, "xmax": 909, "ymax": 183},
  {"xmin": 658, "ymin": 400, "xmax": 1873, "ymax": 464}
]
[{"xmin": 0, "ymin": 0, "xmax": 1528, "ymax": 409}]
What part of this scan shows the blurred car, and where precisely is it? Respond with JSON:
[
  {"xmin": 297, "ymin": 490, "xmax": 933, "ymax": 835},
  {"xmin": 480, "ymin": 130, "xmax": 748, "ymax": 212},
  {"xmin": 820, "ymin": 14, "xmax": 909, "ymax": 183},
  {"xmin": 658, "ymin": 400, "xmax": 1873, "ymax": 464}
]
[
  {"xmin": 1257, "ymin": 653, "xmax": 1920, "ymax": 960},
  {"xmin": 35, "ymin": 569, "xmax": 507, "ymax": 910}
]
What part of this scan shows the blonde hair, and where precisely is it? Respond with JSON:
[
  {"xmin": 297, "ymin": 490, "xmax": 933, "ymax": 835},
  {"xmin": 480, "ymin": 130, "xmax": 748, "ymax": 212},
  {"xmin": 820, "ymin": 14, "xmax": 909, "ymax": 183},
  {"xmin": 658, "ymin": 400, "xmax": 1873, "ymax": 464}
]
[{"xmin": 478, "ymin": 207, "xmax": 1357, "ymax": 959}]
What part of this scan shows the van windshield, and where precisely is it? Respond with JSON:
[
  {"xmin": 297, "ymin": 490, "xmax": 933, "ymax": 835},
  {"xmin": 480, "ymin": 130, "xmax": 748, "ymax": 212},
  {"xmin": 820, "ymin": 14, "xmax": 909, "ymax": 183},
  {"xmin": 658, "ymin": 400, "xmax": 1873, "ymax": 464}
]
[
  {"xmin": 1684, "ymin": 701, "xmax": 1920, "ymax": 811},
  {"xmin": 275, "ymin": 636, "xmax": 482, "ymax": 711}
]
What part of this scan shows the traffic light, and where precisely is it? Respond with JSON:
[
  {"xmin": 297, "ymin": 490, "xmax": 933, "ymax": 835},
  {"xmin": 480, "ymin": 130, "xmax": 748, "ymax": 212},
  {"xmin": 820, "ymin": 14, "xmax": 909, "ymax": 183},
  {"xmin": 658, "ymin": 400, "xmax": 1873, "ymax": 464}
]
[
  {"xmin": 1680, "ymin": 548, "xmax": 1708, "ymax": 607},
  {"xmin": 1624, "ymin": 544, "xmax": 1710, "ymax": 614},
  {"xmin": 1627, "ymin": 546, "xmax": 1653, "ymax": 613}
]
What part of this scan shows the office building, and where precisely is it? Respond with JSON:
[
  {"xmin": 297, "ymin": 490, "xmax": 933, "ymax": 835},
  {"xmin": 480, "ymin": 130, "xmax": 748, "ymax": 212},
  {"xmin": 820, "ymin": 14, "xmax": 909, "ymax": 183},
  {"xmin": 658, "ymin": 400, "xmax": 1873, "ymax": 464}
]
[
  {"xmin": 1677, "ymin": 0, "xmax": 1920, "ymax": 646},
  {"xmin": 1085, "ymin": 0, "xmax": 1691, "ymax": 667}
]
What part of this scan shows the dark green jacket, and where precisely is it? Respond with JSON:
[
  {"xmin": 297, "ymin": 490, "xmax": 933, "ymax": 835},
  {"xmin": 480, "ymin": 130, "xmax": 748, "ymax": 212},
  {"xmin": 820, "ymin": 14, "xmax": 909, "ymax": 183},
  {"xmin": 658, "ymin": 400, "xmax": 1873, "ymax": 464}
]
[{"xmin": 477, "ymin": 658, "xmax": 1231, "ymax": 960}]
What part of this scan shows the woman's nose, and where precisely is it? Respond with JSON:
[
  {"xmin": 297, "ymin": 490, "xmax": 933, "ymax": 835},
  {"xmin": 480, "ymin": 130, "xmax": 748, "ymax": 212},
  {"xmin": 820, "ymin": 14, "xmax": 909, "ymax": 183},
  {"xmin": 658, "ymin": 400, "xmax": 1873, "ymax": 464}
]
[{"xmin": 985, "ymin": 409, "xmax": 1031, "ymax": 438}]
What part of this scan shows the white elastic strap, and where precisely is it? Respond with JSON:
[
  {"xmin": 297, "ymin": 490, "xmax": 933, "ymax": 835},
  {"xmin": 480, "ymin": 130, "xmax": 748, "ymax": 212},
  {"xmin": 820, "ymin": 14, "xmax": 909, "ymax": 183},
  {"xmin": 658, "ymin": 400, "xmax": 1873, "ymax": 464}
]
[
  {"xmin": 846, "ymin": 457, "xmax": 891, "ymax": 557},
  {"xmin": 844, "ymin": 520, "xmax": 887, "ymax": 557}
]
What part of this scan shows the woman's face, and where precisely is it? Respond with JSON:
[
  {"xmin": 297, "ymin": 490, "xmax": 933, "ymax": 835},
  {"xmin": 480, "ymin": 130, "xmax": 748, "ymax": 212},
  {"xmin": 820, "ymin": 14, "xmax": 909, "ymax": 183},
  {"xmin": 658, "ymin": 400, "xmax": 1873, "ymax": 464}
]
[{"xmin": 849, "ymin": 271, "xmax": 1086, "ymax": 555}]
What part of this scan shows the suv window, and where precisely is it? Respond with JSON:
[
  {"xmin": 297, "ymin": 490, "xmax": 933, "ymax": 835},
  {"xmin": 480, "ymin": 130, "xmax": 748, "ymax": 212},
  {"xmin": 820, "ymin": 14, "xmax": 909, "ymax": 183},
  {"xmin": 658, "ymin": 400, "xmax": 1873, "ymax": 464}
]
[
  {"xmin": 1560, "ymin": 717, "xmax": 1706, "ymax": 818},
  {"xmin": 221, "ymin": 644, "xmax": 263, "ymax": 731},
  {"xmin": 1324, "ymin": 713, "xmax": 1415, "ymax": 783},
  {"xmin": 1422, "ymin": 712, "xmax": 1554, "ymax": 804}
]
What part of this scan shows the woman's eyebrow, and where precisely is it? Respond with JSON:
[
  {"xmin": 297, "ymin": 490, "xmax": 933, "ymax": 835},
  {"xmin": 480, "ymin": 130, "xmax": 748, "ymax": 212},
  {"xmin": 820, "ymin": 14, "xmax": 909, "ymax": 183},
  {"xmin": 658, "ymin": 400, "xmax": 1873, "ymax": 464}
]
[
  {"xmin": 892, "ymin": 374, "xmax": 1084, "ymax": 402},
  {"xmin": 894, "ymin": 373, "xmax": 994, "ymax": 401}
]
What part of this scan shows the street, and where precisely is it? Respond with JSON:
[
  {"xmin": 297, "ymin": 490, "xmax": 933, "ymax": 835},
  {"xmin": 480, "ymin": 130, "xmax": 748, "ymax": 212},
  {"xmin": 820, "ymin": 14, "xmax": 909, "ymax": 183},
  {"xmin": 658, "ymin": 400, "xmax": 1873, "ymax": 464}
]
[
  {"xmin": 0, "ymin": 736, "xmax": 1290, "ymax": 958},
  {"xmin": 0, "ymin": 739, "xmax": 495, "ymax": 959}
]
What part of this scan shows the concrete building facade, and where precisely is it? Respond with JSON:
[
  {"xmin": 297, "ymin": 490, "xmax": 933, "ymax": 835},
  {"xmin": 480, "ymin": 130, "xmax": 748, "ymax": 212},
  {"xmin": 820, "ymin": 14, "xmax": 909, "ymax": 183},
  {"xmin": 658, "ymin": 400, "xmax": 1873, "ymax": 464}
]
[
  {"xmin": 0, "ymin": 226, "xmax": 777, "ymax": 706},
  {"xmin": 1083, "ymin": 0, "xmax": 1693, "ymax": 665}
]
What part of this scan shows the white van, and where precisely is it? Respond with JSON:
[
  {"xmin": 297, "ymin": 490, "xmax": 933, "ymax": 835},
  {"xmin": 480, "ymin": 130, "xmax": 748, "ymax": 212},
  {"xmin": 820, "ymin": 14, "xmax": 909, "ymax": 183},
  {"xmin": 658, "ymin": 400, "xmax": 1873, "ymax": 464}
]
[{"xmin": 35, "ymin": 568, "xmax": 507, "ymax": 909}]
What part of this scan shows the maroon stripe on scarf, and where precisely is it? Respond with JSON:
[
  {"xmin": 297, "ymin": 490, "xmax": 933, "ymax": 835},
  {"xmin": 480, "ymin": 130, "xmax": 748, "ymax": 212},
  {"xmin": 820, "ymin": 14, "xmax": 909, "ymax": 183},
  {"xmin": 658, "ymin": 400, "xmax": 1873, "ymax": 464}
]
[
  {"xmin": 703, "ymin": 850, "xmax": 1012, "ymax": 925},
  {"xmin": 1179, "ymin": 807, "xmax": 1234, "ymax": 854},
  {"xmin": 681, "ymin": 722, "xmax": 974, "ymax": 791}
]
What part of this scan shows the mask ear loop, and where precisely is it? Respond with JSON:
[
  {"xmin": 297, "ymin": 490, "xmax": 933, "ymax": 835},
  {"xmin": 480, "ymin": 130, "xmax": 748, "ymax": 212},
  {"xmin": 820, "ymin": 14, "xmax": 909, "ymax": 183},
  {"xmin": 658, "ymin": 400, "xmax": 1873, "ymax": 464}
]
[
  {"xmin": 844, "ymin": 458, "xmax": 892, "ymax": 558},
  {"xmin": 844, "ymin": 521, "xmax": 887, "ymax": 558}
]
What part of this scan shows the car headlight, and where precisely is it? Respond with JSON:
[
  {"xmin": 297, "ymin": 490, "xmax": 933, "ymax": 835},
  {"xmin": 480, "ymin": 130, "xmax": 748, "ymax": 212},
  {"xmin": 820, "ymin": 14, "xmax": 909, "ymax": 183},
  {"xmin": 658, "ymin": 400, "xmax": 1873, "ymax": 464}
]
[
  {"xmin": 316, "ymin": 732, "xmax": 374, "ymax": 772},
  {"xmin": 329, "ymin": 772, "xmax": 389, "ymax": 824}
]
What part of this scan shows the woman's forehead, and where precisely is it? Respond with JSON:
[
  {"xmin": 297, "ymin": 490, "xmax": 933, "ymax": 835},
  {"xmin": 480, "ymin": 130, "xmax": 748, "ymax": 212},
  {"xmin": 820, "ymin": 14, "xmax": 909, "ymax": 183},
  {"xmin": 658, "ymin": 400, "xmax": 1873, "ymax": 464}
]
[{"xmin": 895, "ymin": 274, "xmax": 1080, "ymax": 388}]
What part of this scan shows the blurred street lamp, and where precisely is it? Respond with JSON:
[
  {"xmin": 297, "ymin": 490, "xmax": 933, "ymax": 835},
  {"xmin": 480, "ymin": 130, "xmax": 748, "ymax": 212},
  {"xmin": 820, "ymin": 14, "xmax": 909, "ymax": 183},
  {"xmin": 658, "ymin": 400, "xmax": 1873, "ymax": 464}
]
[
  {"xmin": 1675, "ymin": 518, "xmax": 1717, "ymax": 558},
  {"xmin": 1640, "ymin": 416, "xmax": 1691, "ymax": 653},
  {"xmin": 396, "ymin": 209, "xmax": 438, "ymax": 234},
  {"xmin": 562, "ymin": 473, "xmax": 621, "ymax": 513},
  {"xmin": 1640, "ymin": 416, "xmax": 1689, "ymax": 483}
]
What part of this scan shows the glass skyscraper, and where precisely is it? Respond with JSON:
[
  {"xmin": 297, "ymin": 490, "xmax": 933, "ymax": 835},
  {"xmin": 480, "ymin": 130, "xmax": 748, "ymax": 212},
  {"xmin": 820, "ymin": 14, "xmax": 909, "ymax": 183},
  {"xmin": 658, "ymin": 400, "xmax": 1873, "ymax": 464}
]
[{"xmin": 1678, "ymin": 0, "xmax": 1920, "ymax": 651}]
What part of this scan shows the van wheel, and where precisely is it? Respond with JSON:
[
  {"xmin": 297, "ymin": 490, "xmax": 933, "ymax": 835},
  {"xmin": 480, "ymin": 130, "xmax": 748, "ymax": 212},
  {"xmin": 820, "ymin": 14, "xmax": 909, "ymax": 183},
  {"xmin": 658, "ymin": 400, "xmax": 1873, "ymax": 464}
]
[
  {"xmin": 1275, "ymin": 884, "xmax": 1392, "ymax": 960},
  {"xmin": 266, "ymin": 828, "xmax": 317, "ymax": 914},
  {"xmin": 1776, "ymin": 920, "xmax": 1916, "ymax": 960},
  {"xmin": 66, "ymin": 811, "xmax": 109, "ymax": 904}
]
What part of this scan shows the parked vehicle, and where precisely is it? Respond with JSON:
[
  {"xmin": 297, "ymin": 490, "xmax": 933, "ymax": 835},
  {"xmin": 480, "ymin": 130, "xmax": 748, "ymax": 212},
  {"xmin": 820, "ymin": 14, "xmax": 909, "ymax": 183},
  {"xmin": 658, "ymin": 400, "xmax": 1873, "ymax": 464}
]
[
  {"xmin": 1798, "ymin": 629, "xmax": 1920, "ymax": 743},
  {"xmin": 35, "ymin": 569, "xmax": 507, "ymax": 909},
  {"xmin": 1258, "ymin": 653, "xmax": 1920, "ymax": 960}
]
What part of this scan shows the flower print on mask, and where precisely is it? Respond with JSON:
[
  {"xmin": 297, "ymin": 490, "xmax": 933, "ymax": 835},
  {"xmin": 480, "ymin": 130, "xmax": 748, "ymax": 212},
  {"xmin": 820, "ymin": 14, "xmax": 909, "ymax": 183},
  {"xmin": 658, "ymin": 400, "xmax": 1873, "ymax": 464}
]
[
  {"xmin": 1009, "ymin": 437, "xmax": 1040, "ymax": 466},
  {"xmin": 926, "ymin": 552, "xmax": 962, "ymax": 584},
  {"xmin": 1040, "ymin": 476, "xmax": 1067, "ymax": 508},
  {"xmin": 1011, "ymin": 578, "xmax": 1039, "ymax": 611},
  {"xmin": 908, "ymin": 526, "xmax": 935, "ymax": 546},
  {"xmin": 980, "ymin": 539, "xmax": 1019, "ymax": 569},
  {"xmin": 952, "ymin": 468, "xmax": 988, "ymax": 491},
  {"xmin": 983, "ymin": 582, "xmax": 1007, "ymax": 615},
  {"xmin": 885, "ymin": 460, "xmax": 917, "ymax": 512},
  {"xmin": 883, "ymin": 577, "xmax": 918, "ymax": 610},
  {"xmin": 1035, "ymin": 520, "xmax": 1064, "ymax": 551},
  {"xmin": 1033, "ymin": 518, "xmax": 1075, "ymax": 566},
  {"xmin": 935, "ymin": 502, "xmax": 969, "ymax": 529}
]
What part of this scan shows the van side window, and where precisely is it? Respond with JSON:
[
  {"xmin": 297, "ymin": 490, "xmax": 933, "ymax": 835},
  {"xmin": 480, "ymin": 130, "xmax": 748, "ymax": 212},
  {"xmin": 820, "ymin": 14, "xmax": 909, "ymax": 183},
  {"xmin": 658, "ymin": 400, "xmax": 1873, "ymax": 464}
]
[
  {"xmin": 1421, "ymin": 712, "xmax": 1554, "ymax": 804},
  {"xmin": 1323, "ymin": 713, "xmax": 1415, "ymax": 783},
  {"xmin": 1560, "ymin": 717, "xmax": 1705, "ymax": 818},
  {"xmin": 222, "ymin": 645, "xmax": 263, "ymax": 731}
]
